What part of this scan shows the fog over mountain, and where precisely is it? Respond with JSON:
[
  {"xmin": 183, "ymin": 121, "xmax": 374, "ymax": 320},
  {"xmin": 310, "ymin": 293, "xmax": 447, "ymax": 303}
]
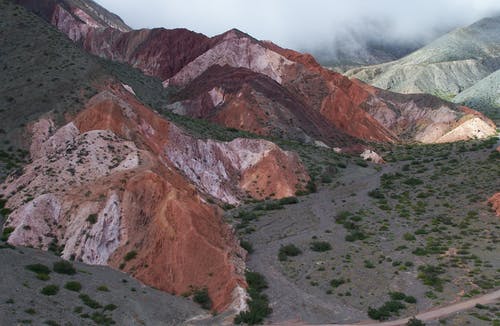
[{"xmin": 95, "ymin": 0, "xmax": 500, "ymax": 65}]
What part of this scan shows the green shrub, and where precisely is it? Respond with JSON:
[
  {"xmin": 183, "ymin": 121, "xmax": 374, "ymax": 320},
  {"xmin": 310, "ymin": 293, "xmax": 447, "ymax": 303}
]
[
  {"xmin": 330, "ymin": 278, "xmax": 345, "ymax": 288},
  {"xmin": 103, "ymin": 304, "xmax": 118, "ymax": 311},
  {"xmin": 25, "ymin": 264, "xmax": 51, "ymax": 275},
  {"xmin": 245, "ymin": 271, "xmax": 268, "ymax": 291},
  {"xmin": 24, "ymin": 308, "xmax": 36, "ymax": 315},
  {"xmin": 310, "ymin": 241, "xmax": 331, "ymax": 252},
  {"xmin": 36, "ymin": 273, "xmax": 50, "ymax": 281},
  {"xmin": 278, "ymin": 197, "xmax": 298, "ymax": 205},
  {"xmin": 79, "ymin": 294, "xmax": 102, "ymax": 309},
  {"xmin": 64, "ymin": 281, "xmax": 82, "ymax": 292},
  {"xmin": 320, "ymin": 174, "xmax": 332, "ymax": 183},
  {"xmin": 261, "ymin": 202, "xmax": 283, "ymax": 211},
  {"xmin": 337, "ymin": 162, "xmax": 347, "ymax": 168},
  {"xmin": 403, "ymin": 178, "xmax": 423, "ymax": 186},
  {"xmin": 278, "ymin": 244, "xmax": 302, "ymax": 261},
  {"xmin": 389, "ymin": 291, "xmax": 406, "ymax": 300},
  {"xmin": 44, "ymin": 321, "xmax": 60, "ymax": 326},
  {"xmin": 1, "ymin": 226, "xmax": 14, "ymax": 241},
  {"xmin": 404, "ymin": 296, "xmax": 417, "ymax": 304},
  {"xmin": 406, "ymin": 317, "xmax": 425, "ymax": 326},
  {"xmin": 53, "ymin": 260, "xmax": 76, "ymax": 275},
  {"xmin": 86, "ymin": 214, "xmax": 98, "ymax": 224},
  {"xmin": 124, "ymin": 251, "xmax": 137, "ymax": 261},
  {"xmin": 240, "ymin": 240, "xmax": 254, "ymax": 254},
  {"xmin": 368, "ymin": 189, "xmax": 385, "ymax": 199},
  {"xmin": 97, "ymin": 285, "xmax": 109, "ymax": 292},
  {"xmin": 193, "ymin": 287, "xmax": 212, "ymax": 310},
  {"xmin": 356, "ymin": 160, "xmax": 368, "ymax": 167},
  {"xmin": 368, "ymin": 300, "xmax": 406, "ymax": 321},
  {"xmin": 412, "ymin": 247, "xmax": 427, "ymax": 256},
  {"xmin": 345, "ymin": 230, "xmax": 368, "ymax": 242},
  {"xmin": 41, "ymin": 285, "xmax": 59, "ymax": 296},
  {"xmin": 90, "ymin": 311, "xmax": 115, "ymax": 325},
  {"xmin": 403, "ymin": 233, "xmax": 416, "ymax": 241}
]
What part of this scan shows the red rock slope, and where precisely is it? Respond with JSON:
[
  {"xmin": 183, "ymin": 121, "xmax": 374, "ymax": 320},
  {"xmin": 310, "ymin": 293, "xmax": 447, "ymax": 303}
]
[{"xmin": 0, "ymin": 85, "xmax": 308, "ymax": 312}]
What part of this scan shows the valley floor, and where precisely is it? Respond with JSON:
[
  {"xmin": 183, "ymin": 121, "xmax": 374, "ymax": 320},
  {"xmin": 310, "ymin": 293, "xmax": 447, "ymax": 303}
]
[{"xmin": 237, "ymin": 137, "xmax": 500, "ymax": 325}]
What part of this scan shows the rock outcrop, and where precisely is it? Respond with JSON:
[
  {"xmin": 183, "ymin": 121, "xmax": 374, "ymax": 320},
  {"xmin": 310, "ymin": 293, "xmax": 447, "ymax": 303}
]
[
  {"xmin": 489, "ymin": 193, "xmax": 500, "ymax": 217},
  {"xmin": 1, "ymin": 86, "xmax": 309, "ymax": 312}
]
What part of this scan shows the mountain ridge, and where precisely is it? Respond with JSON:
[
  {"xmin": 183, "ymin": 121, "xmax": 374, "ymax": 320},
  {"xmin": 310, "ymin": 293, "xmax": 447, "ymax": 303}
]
[{"xmin": 346, "ymin": 15, "xmax": 500, "ymax": 119}]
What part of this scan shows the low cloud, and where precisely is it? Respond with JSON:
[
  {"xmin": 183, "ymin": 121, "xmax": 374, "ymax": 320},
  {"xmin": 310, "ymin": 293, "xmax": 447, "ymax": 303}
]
[{"xmin": 96, "ymin": 0, "xmax": 500, "ymax": 57}]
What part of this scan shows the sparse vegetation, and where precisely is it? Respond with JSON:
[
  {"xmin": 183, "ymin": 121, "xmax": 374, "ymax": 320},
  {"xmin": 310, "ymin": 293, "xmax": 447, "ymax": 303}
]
[
  {"xmin": 234, "ymin": 271, "xmax": 272, "ymax": 325},
  {"xmin": 418, "ymin": 265, "xmax": 445, "ymax": 292}
]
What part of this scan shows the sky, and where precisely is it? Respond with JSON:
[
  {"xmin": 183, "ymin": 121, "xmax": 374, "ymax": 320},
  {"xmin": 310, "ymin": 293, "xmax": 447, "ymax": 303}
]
[{"xmin": 95, "ymin": 0, "xmax": 500, "ymax": 54}]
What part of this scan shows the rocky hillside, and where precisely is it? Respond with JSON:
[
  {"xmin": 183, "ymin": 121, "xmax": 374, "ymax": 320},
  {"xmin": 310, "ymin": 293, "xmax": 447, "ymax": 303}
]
[
  {"xmin": 1, "ymin": 84, "xmax": 309, "ymax": 312},
  {"xmin": 346, "ymin": 15, "xmax": 500, "ymax": 118},
  {"xmin": 0, "ymin": 0, "xmax": 312, "ymax": 314},
  {"xmin": 17, "ymin": 0, "xmax": 497, "ymax": 147}
]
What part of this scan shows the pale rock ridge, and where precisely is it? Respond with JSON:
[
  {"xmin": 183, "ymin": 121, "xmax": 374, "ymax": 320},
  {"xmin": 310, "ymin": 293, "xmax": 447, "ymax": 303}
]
[
  {"xmin": 52, "ymin": 5, "xmax": 93, "ymax": 43},
  {"xmin": 1, "ymin": 119, "xmax": 139, "ymax": 256},
  {"xmin": 165, "ymin": 36, "xmax": 294, "ymax": 87},
  {"xmin": 360, "ymin": 150, "xmax": 384, "ymax": 164},
  {"xmin": 433, "ymin": 117, "xmax": 497, "ymax": 143},
  {"xmin": 208, "ymin": 87, "xmax": 225, "ymax": 107},
  {"xmin": 62, "ymin": 192, "xmax": 123, "ymax": 265},
  {"xmin": 6, "ymin": 194, "xmax": 62, "ymax": 248}
]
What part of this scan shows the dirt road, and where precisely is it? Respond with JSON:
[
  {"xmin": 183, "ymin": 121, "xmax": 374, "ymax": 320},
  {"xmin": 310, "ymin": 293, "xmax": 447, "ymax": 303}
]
[{"xmin": 328, "ymin": 288, "xmax": 500, "ymax": 326}]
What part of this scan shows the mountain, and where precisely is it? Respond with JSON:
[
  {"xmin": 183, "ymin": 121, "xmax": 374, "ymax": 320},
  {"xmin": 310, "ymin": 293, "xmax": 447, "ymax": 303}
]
[
  {"xmin": 346, "ymin": 15, "xmax": 500, "ymax": 118},
  {"xmin": 0, "ymin": 0, "xmax": 311, "ymax": 313},
  {"xmin": 15, "ymin": 0, "xmax": 496, "ymax": 146}
]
